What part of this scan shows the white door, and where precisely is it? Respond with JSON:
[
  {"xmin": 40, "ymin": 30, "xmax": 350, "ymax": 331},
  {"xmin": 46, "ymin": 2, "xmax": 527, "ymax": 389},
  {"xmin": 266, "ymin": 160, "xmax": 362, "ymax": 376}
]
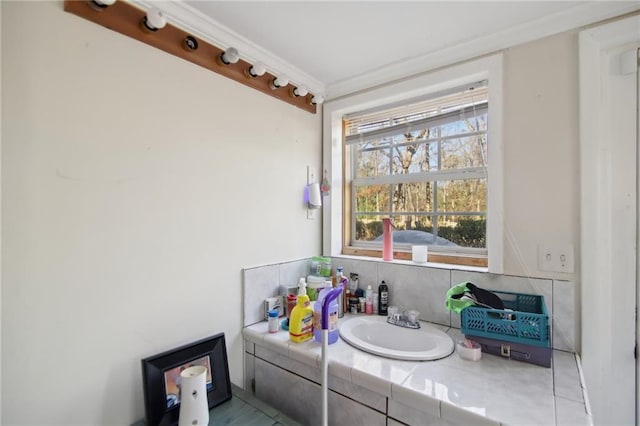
[{"xmin": 579, "ymin": 16, "xmax": 639, "ymax": 426}]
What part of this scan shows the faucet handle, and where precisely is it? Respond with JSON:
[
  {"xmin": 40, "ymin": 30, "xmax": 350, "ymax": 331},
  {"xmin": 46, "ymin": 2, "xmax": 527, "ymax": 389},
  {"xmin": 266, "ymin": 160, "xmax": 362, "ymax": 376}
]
[
  {"xmin": 407, "ymin": 310, "xmax": 419, "ymax": 324},
  {"xmin": 387, "ymin": 305, "xmax": 399, "ymax": 319}
]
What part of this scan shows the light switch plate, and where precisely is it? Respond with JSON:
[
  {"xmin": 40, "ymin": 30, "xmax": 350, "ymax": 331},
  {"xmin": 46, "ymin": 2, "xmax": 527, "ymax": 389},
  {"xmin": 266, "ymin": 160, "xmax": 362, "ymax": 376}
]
[{"xmin": 538, "ymin": 243, "xmax": 574, "ymax": 273}]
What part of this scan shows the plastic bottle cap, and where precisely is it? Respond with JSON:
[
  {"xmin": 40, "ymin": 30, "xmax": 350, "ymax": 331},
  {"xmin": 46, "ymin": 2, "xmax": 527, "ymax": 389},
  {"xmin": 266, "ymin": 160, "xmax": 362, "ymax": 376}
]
[{"xmin": 268, "ymin": 309, "xmax": 279, "ymax": 318}]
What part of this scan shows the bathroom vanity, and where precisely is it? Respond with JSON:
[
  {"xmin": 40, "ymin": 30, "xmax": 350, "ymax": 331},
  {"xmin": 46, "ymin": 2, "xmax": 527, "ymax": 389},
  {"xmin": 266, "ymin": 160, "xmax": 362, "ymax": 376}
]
[{"xmin": 243, "ymin": 315, "xmax": 590, "ymax": 426}]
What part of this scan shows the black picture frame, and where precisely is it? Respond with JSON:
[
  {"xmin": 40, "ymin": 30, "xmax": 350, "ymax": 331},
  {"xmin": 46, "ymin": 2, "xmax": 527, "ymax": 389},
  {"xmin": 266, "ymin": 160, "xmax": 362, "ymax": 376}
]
[{"xmin": 141, "ymin": 333, "xmax": 232, "ymax": 426}]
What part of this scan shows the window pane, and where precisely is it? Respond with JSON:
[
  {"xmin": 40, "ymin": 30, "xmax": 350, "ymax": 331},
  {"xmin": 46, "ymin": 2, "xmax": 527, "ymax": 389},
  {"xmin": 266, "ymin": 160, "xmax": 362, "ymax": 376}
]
[
  {"xmin": 391, "ymin": 141, "xmax": 438, "ymax": 174},
  {"xmin": 392, "ymin": 182, "xmax": 433, "ymax": 213},
  {"xmin": 355, "ymin": 215, "xmax": 384, "ymax": 241},
  {"xmin": 390, "ymin": 214, "xmax": 433, "ymax": 232},
  {"xmin": 437, "ymin": 215, "xmax": 486, "ymax": 248},
  {"xmin": 355, "ymin": 184, "xmax": 390, "ymax": 213},
  {"xmin": 436, "ymin": 179, "xmax": 487, "ymax": 212},
  {"xmin": 355, "ymin": 147, "xmax": 389, "ymax": 178},
  {"xmin": 440, "ymin": 113, "xmax": 487, "ymax": 137},
  {"xmin": 441, "ymin": 135, "xmax": 487, "ymax": 170}
]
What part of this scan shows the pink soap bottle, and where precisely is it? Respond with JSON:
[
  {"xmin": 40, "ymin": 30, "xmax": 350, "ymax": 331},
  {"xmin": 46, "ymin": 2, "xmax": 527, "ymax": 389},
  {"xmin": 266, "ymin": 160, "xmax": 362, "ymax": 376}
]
[{"xmin": 382, "ymin": 218, "xmax": 393, "ymax": 261}]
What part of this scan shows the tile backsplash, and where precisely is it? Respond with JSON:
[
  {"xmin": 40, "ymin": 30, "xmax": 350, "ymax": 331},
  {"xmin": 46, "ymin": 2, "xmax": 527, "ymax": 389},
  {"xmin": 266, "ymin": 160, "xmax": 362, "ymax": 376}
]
[{"xmin": 243, "ymin": 257, "xmax": 577, "ymax": 353}]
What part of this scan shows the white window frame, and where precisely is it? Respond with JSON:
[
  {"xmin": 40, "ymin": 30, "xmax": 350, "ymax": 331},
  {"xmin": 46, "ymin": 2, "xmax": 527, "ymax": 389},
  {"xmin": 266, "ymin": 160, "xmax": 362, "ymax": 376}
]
[{"xmin": 322, "ymin": 54, "xmax": 504, "ymax": 273}]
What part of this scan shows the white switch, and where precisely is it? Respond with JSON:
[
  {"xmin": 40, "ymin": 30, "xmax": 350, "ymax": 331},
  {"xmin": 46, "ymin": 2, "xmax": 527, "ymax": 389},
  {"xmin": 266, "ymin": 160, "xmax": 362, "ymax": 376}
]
[{"xmin": 538, "ymin": 243, "xmax": 574, "ymax": 273}]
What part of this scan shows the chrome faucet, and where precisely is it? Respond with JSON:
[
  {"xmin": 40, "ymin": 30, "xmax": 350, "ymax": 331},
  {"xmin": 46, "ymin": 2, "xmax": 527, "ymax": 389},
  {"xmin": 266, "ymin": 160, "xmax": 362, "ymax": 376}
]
[{"xmin": 387, "ymin": 306, "xmax": 421, "ymax": 329}]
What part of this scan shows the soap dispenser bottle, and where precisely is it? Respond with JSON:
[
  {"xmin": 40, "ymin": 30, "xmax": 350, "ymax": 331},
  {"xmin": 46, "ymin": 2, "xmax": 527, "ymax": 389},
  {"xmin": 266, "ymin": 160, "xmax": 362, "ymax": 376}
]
[
  {"xmin": 289, "ymin": 278, "xmax": 314, "ymax": 343},
  {"xmin": 365, "ymin": 285, "xmax": 373, "ymax": 314},
  {"xmin": 378, "ymin": 281, "xmax": 389, "ymax": 315}
]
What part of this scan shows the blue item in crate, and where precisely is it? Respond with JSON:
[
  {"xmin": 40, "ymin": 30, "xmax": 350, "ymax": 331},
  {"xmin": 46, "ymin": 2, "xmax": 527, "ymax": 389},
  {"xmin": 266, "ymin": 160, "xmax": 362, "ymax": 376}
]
[{"xmin": 460, "ymin": 290, "xmax": 550, "ymax": 348}]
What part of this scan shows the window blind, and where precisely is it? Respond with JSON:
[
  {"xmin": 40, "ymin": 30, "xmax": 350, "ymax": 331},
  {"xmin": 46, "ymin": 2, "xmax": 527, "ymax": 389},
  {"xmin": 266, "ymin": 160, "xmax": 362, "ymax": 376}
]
[{"xmin": 344, "ymin": 81, "xmax": 488, "ymax": 141}]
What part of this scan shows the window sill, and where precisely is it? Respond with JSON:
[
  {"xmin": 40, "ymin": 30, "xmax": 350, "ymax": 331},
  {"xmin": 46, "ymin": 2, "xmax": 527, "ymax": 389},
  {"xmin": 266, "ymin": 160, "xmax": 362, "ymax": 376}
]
[{"xmin": 335, "ymin": 251, "xmax": 488, "ymax": 273}]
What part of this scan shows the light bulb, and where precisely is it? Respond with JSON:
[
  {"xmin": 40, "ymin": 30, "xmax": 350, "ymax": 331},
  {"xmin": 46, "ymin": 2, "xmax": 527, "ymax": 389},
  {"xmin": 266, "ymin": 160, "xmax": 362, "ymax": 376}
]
[
  {"xmin": 221, "ymin": 47, "xmax": 240, "ymax": 65},
  {"xmin": 293, "ymin": 86, "xmax": 308, "ymax": 97},
  {"xmin": 247, "ymin": 62, "xmax": 266, "ymax": 77},
  {"xmin": 311, "ymin": 95, "xmax": 325, "ymax": 105},
  {"xmin": 143, "ymin": 7, "xmax": 167, "ymax": 31},
  {"xmin": 88, "ymin": 0, "xmax": 116, "ymax": 11},
  {"xmin": 271, "ymin": 75, "xmax": 289, "ymax": 89}
]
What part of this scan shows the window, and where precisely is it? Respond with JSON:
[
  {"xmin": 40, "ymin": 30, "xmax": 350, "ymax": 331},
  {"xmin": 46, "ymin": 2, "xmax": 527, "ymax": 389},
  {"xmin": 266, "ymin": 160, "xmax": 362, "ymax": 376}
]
[
  {"xmin": 323, "ymin": 54, "xmax": 503, "ymax": 271},
  {"xmin": 342, "ymin": 83, "xmax": 489, "ymax": 265}
]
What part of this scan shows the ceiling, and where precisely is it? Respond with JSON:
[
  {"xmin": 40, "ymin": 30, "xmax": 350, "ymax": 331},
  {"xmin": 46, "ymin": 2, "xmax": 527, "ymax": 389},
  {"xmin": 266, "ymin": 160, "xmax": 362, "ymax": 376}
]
[{"xmin": 153, "ymin": 1, "xmax": 639, "ymax": 99}]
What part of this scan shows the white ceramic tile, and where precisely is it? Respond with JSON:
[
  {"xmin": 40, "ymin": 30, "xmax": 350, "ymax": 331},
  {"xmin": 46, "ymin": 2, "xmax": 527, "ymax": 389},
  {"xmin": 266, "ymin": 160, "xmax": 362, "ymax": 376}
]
[
  {"xmin": 255, "ymin": 357, "xmax": 321, "ymax": 423},
  {"xmin": 328, "ymin": 388, "xmax": 387, "ymax": 426},
  {"xmin": 259, "ymin": 328, "xmax": 291, "ymax": 357},
  {"xmin": 328, "ymin": 372, "xmax": 387, "ymax": 412},
  {"xmin": 388, "ymin": 399, "xmax": 458, "ymax": 426},
  {"xmin": 390, "ymin": 383, "xmax": 441, "ymax": 418},
  {"xmin": 244, "ymin": 340, "xmax": 255, "ymax": 355},
  {"xmin": 351, "ymin": 368, "xmax": 393, "ymax": 397},
  {"xmin": 555, "ymin": 396, "xmax": 591, "ymax": 426},
  {"xmin": 243, "ymin": 265, "xmax": 280, "ymax": 326},
  {"xmin": 287, "ymin": 338, "xmax": 321, "ymax": 369},
  {"xmin": 256, "ymin": 356, "xmax": 386, "ymax": 426},
  {"xmin": 378, "ymin": 263, "xmax": 451, "ymax": 326},
  {"xmin": 553, "ymin": 351, "xmax": 583, "ymax": 403},
  {"xmin": 440, "ymin": 401, "xmax": 500, "ymax": 426},
  {"xmin": 349, "ymin": 352, "xmax": 417, "ymax": 397},
  {"xmin": 279, "ymin": 259, "xmax": 311, "ymax": 289},
  {"xmin": 257, "ymin": 342, "xmax": 321, "ymax": 385},
  {"xmin": 404, "ymin": 349, "xmax": 555, "ymax": 426},
  {"xmin": 553, "ymin": 280, "xmax": 576, "ymax": 352},
  {"xmin": 387, "ymin": 418, "xmax": 407, "ymax": 426},
  {"xmin": 242, "ymin": 324, "xmax": 266, "ymax": 346},
  {"xmin": 244, "ymin": 353, "xmax": 255, "ymax": 392},
  {"xmin": 328, "ymin": 358, "xmax": 352, "ymax": 385},
  {"xmin": 451, "ymin": 309, "xmax": 462, "ymax": 329},
  {"xmin": 332, "ymin": 257, "xmax": 379, "ymax": 291},
  {"xmin": 378, "ymin": 262, "xmax": 417, "ymax": 308}
]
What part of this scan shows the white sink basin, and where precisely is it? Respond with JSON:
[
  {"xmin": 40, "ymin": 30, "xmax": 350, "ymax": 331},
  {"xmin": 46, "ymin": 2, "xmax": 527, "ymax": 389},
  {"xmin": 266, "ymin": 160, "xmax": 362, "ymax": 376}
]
[{"xmin": 339, "ymin": 315, "xmax": 454, "ymax": 361}]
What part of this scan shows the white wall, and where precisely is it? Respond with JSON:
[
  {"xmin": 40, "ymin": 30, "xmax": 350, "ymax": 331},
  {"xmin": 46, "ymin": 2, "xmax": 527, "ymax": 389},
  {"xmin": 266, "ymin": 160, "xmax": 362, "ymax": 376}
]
[
  {"xmin": 503, "ymin": 31, "xmax": 580, "ymax": 281},
  {"xmin": 1, "ymin": 2, "xmax": 321, "ymax": 424}
]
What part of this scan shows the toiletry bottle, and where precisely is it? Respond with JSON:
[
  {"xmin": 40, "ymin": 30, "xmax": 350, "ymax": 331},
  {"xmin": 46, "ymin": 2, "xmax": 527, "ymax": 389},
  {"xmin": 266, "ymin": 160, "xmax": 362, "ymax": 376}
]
[
  {"xmin": 268, "ymin": 309, "xmax": 279, "ymax": 333},
  {"xmin": 313, "ymin": 287, "xmax": 339, "ymax": 344},
  {"xmin": 365, "ymin": 285, "xmax": 373, "ymax": 314},
  {"xmin": 349, "ymin": 273, "xmax": 359, "ymax": 294},
  {"xmin": 378, "ymin": 281, "xmax": 389, "ymax": 316},
  {"xmin": 289, "ymin": 278, "xmax": 314, "ymax": 343},
  {"xmin": 336, "ymin": 267, "xmax": 349, "ymax": 317}
]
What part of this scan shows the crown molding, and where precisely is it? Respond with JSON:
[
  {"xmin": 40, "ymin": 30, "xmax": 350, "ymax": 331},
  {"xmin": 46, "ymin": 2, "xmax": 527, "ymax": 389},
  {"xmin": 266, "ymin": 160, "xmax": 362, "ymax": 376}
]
[
  {"xmin": 129, "ymin": 0, "xmax": 325, "ymax": 96},
  {"xmin": 128, "ymin": 1, "xmax": 638, "ymax": 101},
  {"xmin": 325, "ymin": 1, "xmax": 640, "ymax": 99}
]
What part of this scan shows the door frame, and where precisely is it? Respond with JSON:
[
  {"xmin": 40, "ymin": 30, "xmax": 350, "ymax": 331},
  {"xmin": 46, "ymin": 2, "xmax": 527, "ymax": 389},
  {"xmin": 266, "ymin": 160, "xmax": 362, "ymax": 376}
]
[{"xmin": 579, "ymin": 14, "xmax": 640, "ymax": 426}]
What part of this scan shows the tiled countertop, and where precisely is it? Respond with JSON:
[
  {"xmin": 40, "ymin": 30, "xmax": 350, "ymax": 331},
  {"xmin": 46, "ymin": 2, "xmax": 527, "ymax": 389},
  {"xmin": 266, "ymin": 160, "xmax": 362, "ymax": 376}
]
[{"xmin": 243, "ymin": 315, "xmax": 591, "ymax": 426}]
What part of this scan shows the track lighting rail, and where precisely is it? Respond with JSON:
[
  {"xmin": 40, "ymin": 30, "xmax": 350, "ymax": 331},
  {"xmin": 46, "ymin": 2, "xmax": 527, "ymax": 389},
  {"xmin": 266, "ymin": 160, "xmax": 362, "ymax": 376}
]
[{"xmin": 64, "ymin": 1, "xmax": 318, "ymax": 114}]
